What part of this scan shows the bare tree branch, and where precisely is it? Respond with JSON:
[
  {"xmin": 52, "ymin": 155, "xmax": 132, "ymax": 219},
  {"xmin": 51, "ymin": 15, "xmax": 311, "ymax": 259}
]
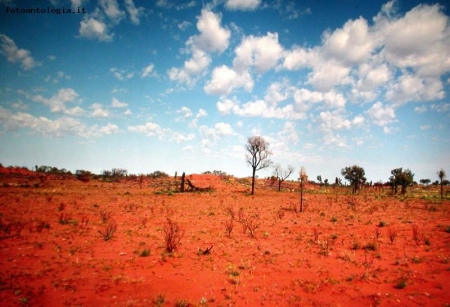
[{"xmin": 245, "ymin": 136, "xmax": 272, "ymax": 195}]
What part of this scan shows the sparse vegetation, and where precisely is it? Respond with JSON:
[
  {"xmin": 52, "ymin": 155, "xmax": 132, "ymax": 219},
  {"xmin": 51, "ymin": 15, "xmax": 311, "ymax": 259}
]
[
  {"xmin": 245, "ymin": 136, "xmax": 273, "ymax": 195},
  {"xmin": 163, "ymin": 218, "xmax": 183, "ymax": 253},
  {"xmin": 98, "ymin": 220, "xmax": 118, "ymax": 241},
  {"xmin": 0, "ymin": 162, "xmax": 449, "ymax": 306}
]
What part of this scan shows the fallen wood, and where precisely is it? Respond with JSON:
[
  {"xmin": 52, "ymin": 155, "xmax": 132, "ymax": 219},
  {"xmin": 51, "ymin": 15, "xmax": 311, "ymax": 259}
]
[{"xmin": 185, "ymin": 179, "xmax": 214, "ymax": 192}]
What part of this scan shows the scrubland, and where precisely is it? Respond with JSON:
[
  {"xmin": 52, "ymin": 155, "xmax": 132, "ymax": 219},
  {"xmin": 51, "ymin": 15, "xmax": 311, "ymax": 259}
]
[{"xmin": 0, "ymin": 171, "xmax": 449, "ymax": 306}]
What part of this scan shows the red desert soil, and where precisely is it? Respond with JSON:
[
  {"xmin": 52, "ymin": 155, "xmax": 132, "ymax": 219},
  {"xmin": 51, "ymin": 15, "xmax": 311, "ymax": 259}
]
[{"xmin": 0, "ymin": 170, "xmax": 449, "ymax": 306}]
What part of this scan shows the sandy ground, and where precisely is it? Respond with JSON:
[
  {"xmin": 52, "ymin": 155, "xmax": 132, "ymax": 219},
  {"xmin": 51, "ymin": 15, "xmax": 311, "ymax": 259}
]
[{"xmin": 0, "ymin": 171, "xmax": 449, "ymax": 306}]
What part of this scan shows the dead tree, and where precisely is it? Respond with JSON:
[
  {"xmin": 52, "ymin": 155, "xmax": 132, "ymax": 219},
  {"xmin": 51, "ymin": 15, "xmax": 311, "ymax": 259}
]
[
  {"xmin": 186, "ymin": 179, "xmax": 213, "ymax": 192},
  {"xmin": 180, "ymin": 172, "xmax": 185, "ymax": 193}
]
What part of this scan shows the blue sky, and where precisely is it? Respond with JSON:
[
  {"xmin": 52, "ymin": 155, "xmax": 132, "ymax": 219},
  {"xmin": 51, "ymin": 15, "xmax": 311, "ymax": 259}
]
[{"xmin": 0, "ymin": 0, "xmax": 449, "ymax": 183}]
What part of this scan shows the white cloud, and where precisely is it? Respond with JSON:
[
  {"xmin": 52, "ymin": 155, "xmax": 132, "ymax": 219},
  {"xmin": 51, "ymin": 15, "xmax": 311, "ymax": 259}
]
[
  {"xmin": 233, "ymin": 32, "xmax": 283, "ymax": 74},
  {"xmin": 141, "ymin": 63, "xmax": 156, "ymax": 78},
  {"xmin": 366, "ymin": 101, "xmax": 396, "ymax": 126},
  {"xmin": 191, "ymin": 9, "xmax": 231, "ymax": 53},
  {"xmin": 224, "ymin": 0, "xmax": 261, "ymax": 11},
  {"xmin": 124, "ymin": 0, "xmax": 144, "ymax": 25},
  {"xmin": 169, "ymin": 49, "xmax": 211, "ymax": 85},
  {"xmin": 231, "ymin": 99, "xmax": 302, "ymax": 120},
  {"xmin": 376, "ymin": 2, "xmax": 450, "ymax": 78},
  {"xmin": 156, "ymin": 0, "xmax": 195, "ymax": 10},
  {"xmin": 111, "ymin": 67, "xmax": 134, "ymax": 81},
  {"xmin": 214, "ymin": 122, "xmax": 234, "ymax": 136},
  {"xmin": 322, "ymin": 17, "xmax": 378, "ymax": 65},
  {"xmin": 0, "ymin": 106, "xmax": 116, "ymax": 138},
  {"xmin": 71, "ymin": 0, "xmax": 86, "ymax": 11},
  {"xmin": 278, "ymin": 1, "xmax": 450, "ymax": 105},
  {"xmin": 171, "ymin": 132, "xmax": 195, "ymax": 142},
  {"xmin": 100, "ymin": 0, "xmax": 125, "ymax": 24},
  {"xmin": 128, "ymin": 122, "xmax": 163, "ymax": 137},
  {"xmin": 79, "ymin": 16, "xmax": 113, "ymax": 42},
  {"xmin": 386, "ymin": 73, "xmax": 444, "ymax": 105},
  {"xmin": 216, "ymin": 97, "xmax": 237, "ymax": 115},
  {"xmin": 199, "ymin": 122, "xmax": 235, "ymax": 150},
  {"xmin": 278, "ymin": 121, "xmax": 298, "ymax": 144},
  {"xmin": 178, "ymin": 21, "xmax": 192, "ymax": 31},
  {"xmin": 196, "ymin": 109, "xmax": 207, "ymax": 118},
  {"xmin": 306, "ymin": 59, "xmax": 351, "ymax": 92},
  {"xmin": 281, "ymin": 46, "xmax": 311, "ymax": 71},
  {"xmin": 183, "ymin": 145, "xmax": 194, "ymax": 152},
  {"xmin": 204, "ymin": 65, "xmax": 253, "ymax": 95},
  {"xmin": 111, "ymin": 97, "xmax": 128, "ymax": 108},
  {"xmin": 414, "ymin": 105, "xmax": 427, "ymax": 114},
  {"xmin": 0, "ymin": 34, "xmax": 37, "ymax": 70},
  {"xmin": 176, "ymin": 106, "xmax": 193, "ymax": 120},
  {"xmin": 169, "ymin": 9, "xmax": 230, "ymax": 86},
  {"xmin": 292, "ymin": 88, "xmax": 322, "ymax": 113},
  {"xmin": 430, "ymin": 103, "xmax": 450, "ymax": 113},
  {"xmin": 352, "ymin": 115, "xmax": 365, "ymax": 126},
  {"xmin": 317, "ymin": 110, "xmax": 352, "ymax": 132},
  {"xmin": 98, "ymin": 122, "xmax": 119, "ymax": 135},
  {"xmin": 32, "ymin": 88, "xmax": 83, "ymax": 115},
  {"xmin": 90, "ymin": 103, "xmax": 109, "ymax": 117},
  {"xmin": 323, "ymin": 132, "xmax": 348, "ymax": 148}
]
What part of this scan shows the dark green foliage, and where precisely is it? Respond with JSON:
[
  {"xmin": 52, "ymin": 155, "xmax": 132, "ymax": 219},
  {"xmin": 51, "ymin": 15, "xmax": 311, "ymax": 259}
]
[{"xmin": 341, "ymin": 165, "xmax": 366, "ymax": 194}]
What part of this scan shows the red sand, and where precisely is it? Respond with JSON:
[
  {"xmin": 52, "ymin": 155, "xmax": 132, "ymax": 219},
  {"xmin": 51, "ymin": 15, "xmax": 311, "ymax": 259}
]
[{"xmin": 0, "ymin": 170, "xmax": 449, "ymax": 306}]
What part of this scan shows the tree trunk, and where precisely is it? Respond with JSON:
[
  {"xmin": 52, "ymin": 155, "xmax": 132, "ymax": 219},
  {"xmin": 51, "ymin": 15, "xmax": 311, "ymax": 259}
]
[
  {"xmin": 251, "ymin": 167, "xmax": 256, "ymax": 195},
  {"xmin": 180, "ymin": 172, "xmax": 185, "ymax": 193},
  {"xmin": 300, "ymin": 180, "xmax": 303, "ymax": 212},
  {"xmin": 441, "ymin": 181, "xmax": 443, "ymax": 199},
  {"xmin": 278, "ymin": 179, "xmax": 282, "ymax": 192}
]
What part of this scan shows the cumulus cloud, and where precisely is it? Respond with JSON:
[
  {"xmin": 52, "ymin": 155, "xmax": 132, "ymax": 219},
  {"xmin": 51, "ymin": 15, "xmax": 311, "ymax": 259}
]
[
  {"xmin": 0, "ymin": 106, "xmax": 117, "ymax": 138},
  {"xmin": 191, "ymin": 9, "xmax": 231, "ymax": 53},
  {"xmin": 387, "ymin": 74, "xmax": 445, "ymax": 106},
  {"xmin": 71, "ymin": 0, "xmax": 86, "ymax": 11},
  {"xmin": 128, "ymin": 121, "xmax": 163, "ymax": 137},
  {"xmin": 169, "ymin": 49, "xmax": 211, "ymax": 85},
  {"xmin": 78, "ymin": 0, "xmax": 142, "ymax": 42},
  {"xmin": 322, "ymin": 17, "xmax": 378, "ymax": 65},
  {"xmin": 233, "ymin": 32, "xmax": 283, "ymax": 74},
  {"xmin": 111, "ymin": 67, "xmax": 134, "ymax": 81},
  {"xmin": 366, "ymin": 101, "xmax": 396, "ymax": 126},
  {"xmin": 99, "ymin": 0, "xmax": 125, "ymax": 24},
  {"xmin": 171, "ymin": 132, "xmax": 195, "ymax": 142},
  {"xmin": 317, "ymin": 110, "xmax": 352, "ymax": 132},
  {"xmin": 79, "ymin": 16, "xmax": 113, "ymax": 42},
  {"xmin": 224, "ymin": 0, "xmax": 261, "ymax": 11},
  {"xmin": 279, "ymin": 1, "xmax": 450, "ymax": 103},
  {"xmin": 375, "ymin": 2, "xmax": 450, "ymax": 78},
  {"xmin": 169, "ymin": 8, "xmax": 230, "ymax": 86},
  {"xmin": 278, "ymin": 121, "xmax": 298, "ymax": 144},
  {"xmin": 176, "ymin": 106, "xmax": 193, "ymax": 120},
  {"xmin": 111, "ymin": 97, "xmax": 128, "ymax": 108},
  {"xmin": 204, "ymin": 65, "xmax": 253, "ymax": 95},
  {"xmin": 214, "ymin": 122, "xmax": 234, "ymax": 136},
  {"xmin": 32, "ymin": 88, "xmax": 83, "ymax": 115},
  {"xmin": 90, "ymin": 103, "xmax": 109, "ymax": 117},
  {"xmin": 0, "ymin": 34, "xmax": 37, "ymax": 70},
  {"xmin": 199, "ymin": 122, "xmax": 235, "ymax": 150}
]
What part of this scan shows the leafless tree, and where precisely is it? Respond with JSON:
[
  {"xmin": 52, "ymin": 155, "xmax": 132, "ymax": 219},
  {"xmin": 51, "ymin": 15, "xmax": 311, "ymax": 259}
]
[
  {"xmin": 245, "ymin": 136, "xmax": 272, "ymax": 195},
  {"xmin": 299, "ymin": 167, "xmax": 308, "ymax": 212},
  {"xmin": 437, "ymin": 168, "xmax": 446, "ymax": 199},
  {"xmin": 273, "ymin": 164, "xmax": 294, "ymax": 191}
]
